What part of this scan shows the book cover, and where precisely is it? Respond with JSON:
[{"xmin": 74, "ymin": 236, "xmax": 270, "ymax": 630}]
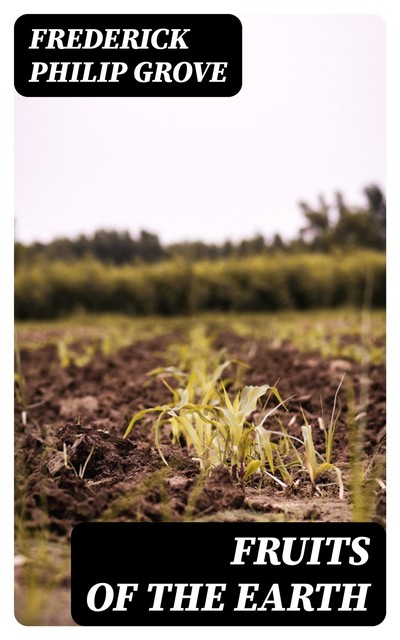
[{"xmin": 5, "ymin": 1, "xmax": 394, "ymax": 635}]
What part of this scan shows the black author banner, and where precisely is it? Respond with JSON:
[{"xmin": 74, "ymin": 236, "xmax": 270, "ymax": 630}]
[
  {"xmin": 14, "ymin": 14, "xmax": 242, "ymax": 97},
  {"xmin": 71, "ymin": 522, "xmax": 385, "ymax": 626}
]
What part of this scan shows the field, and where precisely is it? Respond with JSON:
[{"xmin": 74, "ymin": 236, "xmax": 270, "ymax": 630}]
[{"xmin": 14, "ymin": 309, "xmax": 386, "ymax": 624}]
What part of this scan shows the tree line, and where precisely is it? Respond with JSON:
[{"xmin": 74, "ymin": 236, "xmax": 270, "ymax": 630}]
[{"xmin": 15, "ymin": 184, "xmax": 385, "ymax": 266}]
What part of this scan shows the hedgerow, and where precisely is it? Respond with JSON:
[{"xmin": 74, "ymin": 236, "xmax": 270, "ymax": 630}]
[{"xmin": 14, "ymin": 252, "xmax": 385, "ymax": 319}]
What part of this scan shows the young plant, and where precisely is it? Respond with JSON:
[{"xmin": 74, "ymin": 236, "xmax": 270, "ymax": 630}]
[
  {"xmin": 62, "ymin": 443, "xmax": 95, "ymax": 479},
  {"xmin": 214, "ymin": 383, "xmax": 286, "ymax": 480},
  {"xmin": 124, "ymin": 326, "xmax": 347, "ymax": 501},
  {"xmin": 301, "ymin": 421, "xmax": 344, "ymax": 499},
  {"xmin": 57, "ymin": 339, "xmax": 97, "ymax": 368},
  {"xmin": 319, "ymin": 374, "xmax": 345, "ymax": 464}
]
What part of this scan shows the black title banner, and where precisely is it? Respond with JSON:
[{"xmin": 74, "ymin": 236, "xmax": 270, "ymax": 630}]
[
  {"xmin": 71, "ymin": 522, "xmax": 386, "ymax": 626},
  {"xmin": 14, "ymin": 14, "xmax": 242, "ymax": 97}
]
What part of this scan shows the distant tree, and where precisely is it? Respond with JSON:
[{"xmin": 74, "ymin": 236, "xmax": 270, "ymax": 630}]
[
  {"xmin": 297, "ymin": 186, "xmax": 386, "ymax": 252},
  {"xmin": 91, "ymin": 230, "xmax": 132, "ymax": 264},
  {"xmin": 136, "ymin": 230, "xmax": 166, "ymax": 262},
  {"xmin": 237, "ymin": 233, "xmax": 266, "ymax": 257},
  {"xmin": 221, "ymin": 240, "xmax": 234, "ymax": 257},
  {"xmin": 364, "ymin": 184, "xmax": 386, "ymax": 249},
  {"xmin": 14, "ymin": 184, "xmax": 385, "ymax": 270},
  {"xmin": 299, "ymin": 195, "xmax": 331, "ymax": 251},
  {"xmin": 332, "ymin": 187, "xmax": 386, "ymax": 250},
  {"xmin": 333, "ymin": 208, "xmax": 374, "ymax": 249},
  {"xmin": 45, "ymin": 237, "xmax": 76, "ymax": 261},
  {"xmin": 75, "ymin": 234, "xmax": 91, "ymax": 259},
  {"xmin": 271, "ymin": 233, "xmax": 285, "ymax": 251},
  {"xmin": 14, "ymin": 241, "xmax": 26, "ymax": 267}
]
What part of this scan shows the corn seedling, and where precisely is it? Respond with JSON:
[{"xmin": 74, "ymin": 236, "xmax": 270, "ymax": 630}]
[
  {"xmin": 301, "ymin": 420, "xmax": 344, "ymax": 499},
  {"xmin": 254, "ymin": 417, "xmax": 307, "ymax": 487},
  {"xmin": 62, "ymin": 443, "xmax": 94, "ymax": 479},
  {"xmin": 318, "ymin": 374, "xmax": 345, "ymax": 464},
  {"xmin": 100, "ymin": 332, "xmax": 124, "ymax": 356},
  {"xmin": 57, "ymin": 339, "xmax": 97, "ymax": 368},
  {"xmin": 124, "ymin": 327, "xmax": 349, "ymax": 499},
  {"xmin": 214, "ymin": 382, "xmax": 286, "ymax": 479},
  {"xmin": 125, "ymin": 328, "xmax": 345, "ymax": 499}
]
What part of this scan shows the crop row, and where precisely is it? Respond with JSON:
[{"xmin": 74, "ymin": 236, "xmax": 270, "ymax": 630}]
[{"xmin": 15, "ymin": 252, "xmax": 385, "ymax": 319}]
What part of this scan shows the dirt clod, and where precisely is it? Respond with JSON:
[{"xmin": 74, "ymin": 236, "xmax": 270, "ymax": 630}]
[{"xmin": 194, "ymin": 466, "xmax": 245, "ymax": 514}]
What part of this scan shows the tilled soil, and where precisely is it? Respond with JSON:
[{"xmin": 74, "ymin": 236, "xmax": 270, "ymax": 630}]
[
  {"xmin": 14, "ymin": 330, "xmax": 386, "ymax": 625},
  {"xmin": 15, "ymin": 332, "xmax": 386, "ymax": 536}
]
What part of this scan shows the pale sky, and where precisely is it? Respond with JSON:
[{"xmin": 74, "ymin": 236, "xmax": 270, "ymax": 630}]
[{"xmin": 14, "ymin": 14, "xmax": 385, "ymax": 245}]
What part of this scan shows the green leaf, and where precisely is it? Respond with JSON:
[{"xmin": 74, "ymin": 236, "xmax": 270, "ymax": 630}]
[
  {"xmin": 124, "ymin": 405, "xmax": 167, "ymax": 438},
  {"xmin": 242, "ymin": 460, "xmax": 262, "ymax": 482},
  {"xmin": 239, "ymin": 385, "xmax": 270, "ymax": 416},
  {"xmin": 238, "ymin": 426, "xmax": 255, "ymax": 462}
]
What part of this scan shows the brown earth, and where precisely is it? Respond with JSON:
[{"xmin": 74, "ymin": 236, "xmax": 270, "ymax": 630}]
[{"xmin": 14, "ymin": 331, "xmax": 386, "ymax": 624}]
